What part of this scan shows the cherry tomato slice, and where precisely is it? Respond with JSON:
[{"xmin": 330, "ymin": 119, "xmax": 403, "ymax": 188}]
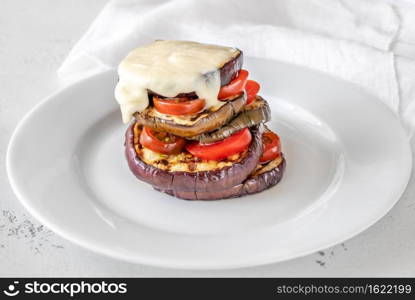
[
  {"xmin": 260, "ymin": 132, "xmax": 281, "ymax": 163},
  {"xmin": 153, "ymin": 97, "xmax": 205, "ymax": 116},
  {"xmin": 140, "ymin": 126, "xmax": 186, "ymax": 155},
  {"xmin": 245, "ymin": 80, "xmax": 260, "ymax": 105},
  {"xmin": 218, "ymin": 69, "xmax": 249, "ymax": 100},
  {"xmin": 186, "ymin": 128, "xmax": 252, "ymax": 161}
]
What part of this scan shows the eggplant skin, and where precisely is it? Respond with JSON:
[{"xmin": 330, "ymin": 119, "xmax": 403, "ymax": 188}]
[
  {"xmin": 189, "ymin": 96, "xmax": 271, "ymax": 144},
  {"xmin": 159, "ymin": 155, "xmax": 286, "ymax": 201},
  {"xmin": 134, "ymin": 93, "xmax": 247, "ymax": 137},
  {"xmin": 124, "ymin": 123, "xmax": 264, "ymax": 192},
  {"xmin": 219, "ymin": 50, "xmax": 243, "ymax": 86}
]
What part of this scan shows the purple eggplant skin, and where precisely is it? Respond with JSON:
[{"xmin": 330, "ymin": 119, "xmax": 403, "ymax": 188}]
[
  {"xmin": 159, "ymin": 155, "xmax": 286, "ymax": 201},
  {"xmin": 218, "ymin": 50, "xmax": 243, "ymax": 86},
  {"xmin": 124, "ymin": 123, "xmax": 264, "ymax": 192}
]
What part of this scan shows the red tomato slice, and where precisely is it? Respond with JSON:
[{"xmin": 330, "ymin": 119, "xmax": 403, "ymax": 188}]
[
  {"xmin": 153, "ymin": 97, "xmax": 205, "ymax": 115},
  {"xmin": 218, "ymin": 69, "xmax": 249, "ymax": 100},
  {"xmin": 245, "ymin": 80, "xmax": 260, "ymax": 105},
  {"xmin": 186, "ymin": 128, "xmax": 252, "ymax": 161},
  {"xmin": 140, "ymin": 126, "xmax": 186, "ymax": 155},
  {"xmin": 260, "ymin": 132, "xmax": 281, "ymax": 163}
]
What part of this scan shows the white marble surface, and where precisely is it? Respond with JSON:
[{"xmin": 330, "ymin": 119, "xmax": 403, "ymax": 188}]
[{"xmin": 1, "ymin": 0, "xmax": 414, "ymax": 277}]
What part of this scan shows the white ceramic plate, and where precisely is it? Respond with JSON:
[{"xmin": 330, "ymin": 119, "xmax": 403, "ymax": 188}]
[{"xmin": 7, "ymin": 57, "xmax": 412, "ymax": 269}]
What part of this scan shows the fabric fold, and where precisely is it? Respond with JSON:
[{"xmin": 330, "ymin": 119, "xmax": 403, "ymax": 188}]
[{"xmin": 58, "ymin": 0, "xmax": 415, "ymax": 135}]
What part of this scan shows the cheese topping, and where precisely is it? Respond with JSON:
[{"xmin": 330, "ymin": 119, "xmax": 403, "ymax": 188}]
[{"xmin": 115, "ymin": 40, "xmax": 240, "ymax": 123}]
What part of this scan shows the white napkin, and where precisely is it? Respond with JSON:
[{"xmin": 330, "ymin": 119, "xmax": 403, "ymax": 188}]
[{"xmin": 58, "ymin": 0, "xmax": 415, "ymax": 135}]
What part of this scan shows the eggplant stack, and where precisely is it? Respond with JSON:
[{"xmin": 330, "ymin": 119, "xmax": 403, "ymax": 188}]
[{"xmin": 116, "ymin": 40, "xmax": 285, "ymax": 200}]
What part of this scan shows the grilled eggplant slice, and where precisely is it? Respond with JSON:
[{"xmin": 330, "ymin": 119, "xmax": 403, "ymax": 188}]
[
  {"xmin": 125, "ymin": 122, "xmax": 264, "ymax": 192},
  {"xmin": 134, "ymin": 93, "xmax": 247, "ymax": 137},
  {"xmin": 188, "ymin": 96, "xmax": 271, "ymax": 144},
  {"xmin": 159, "ymin": 155, "xmax": 286, "ymax": 200}
]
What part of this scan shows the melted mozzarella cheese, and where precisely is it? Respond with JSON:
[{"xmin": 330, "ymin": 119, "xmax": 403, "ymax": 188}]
[{"xmin": 115, "ymin": 40, "xmax": 240, "ymax": 123}]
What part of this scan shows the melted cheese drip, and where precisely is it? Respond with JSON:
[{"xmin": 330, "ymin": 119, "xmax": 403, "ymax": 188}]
[{"xmin": 115, "ymin": 40, "xmax": 240, "ymax": 123}]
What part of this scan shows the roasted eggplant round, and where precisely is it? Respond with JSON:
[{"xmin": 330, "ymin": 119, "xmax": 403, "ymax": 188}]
[
  {"xmin": 125, "ymin": 122, "xmax": 264, "ymax": 192},
  {"xmin": 188, "ymin": 96, "xmax": 271, "ymax": 144},
  {"xmin": 134, "ymin": 93, "xmax": 247, "ymax": 137},
  {"xmin": 158, "ymin": 155, "xmax": 285, "ymax": 200}
]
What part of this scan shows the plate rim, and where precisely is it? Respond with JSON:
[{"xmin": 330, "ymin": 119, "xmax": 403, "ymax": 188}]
[{"xmin": 6, "ymin": 64, "xmax": 413, "ymax": 270}]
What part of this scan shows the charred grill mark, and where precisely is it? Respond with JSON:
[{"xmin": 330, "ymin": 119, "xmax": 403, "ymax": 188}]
[
  {"xmin": 188, "ymin": 162, "xmax": 196, "ymax": 172},
  {"xmin": 159, "ymin": 159, "xmax": 169, "ymax": 166}
]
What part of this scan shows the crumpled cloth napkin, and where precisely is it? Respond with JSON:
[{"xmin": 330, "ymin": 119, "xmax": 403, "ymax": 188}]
[{"xmin": 58, "ymin": 0, "xmax": 415, "ymax": 136}]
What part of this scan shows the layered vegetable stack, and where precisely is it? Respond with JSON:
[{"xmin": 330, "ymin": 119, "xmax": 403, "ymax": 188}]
[{"xmin": 116, "ymin": 40, "xmax": 285, "ymax": 200}]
